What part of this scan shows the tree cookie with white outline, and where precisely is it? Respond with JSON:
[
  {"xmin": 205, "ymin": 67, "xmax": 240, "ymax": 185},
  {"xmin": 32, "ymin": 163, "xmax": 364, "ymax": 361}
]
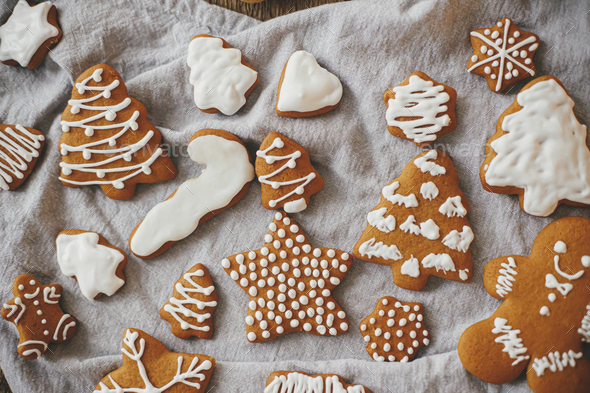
[
  {"xmin": 384, "ymin": 71, "xmax": 457, "ymax": 147},
  {"xmin": 1, "ymin": 274, "xmax": 77, "ymax": 360},
  {"xmin": 0, "ymin": 124, "xmax": 45, "ymax": 191},
  {"xmin": 265, "ymin": 371, "xmax": 371, "ymax": 393},
  {"xmin": 468, "ymin": 17, "xmax": 539, "ymax": 93},
  {"xmin": 458, "ymin": 216, "xmax": 590, "ymax": 393},
  {"xmin": 360, "ymin": 296, "xmax": 429, "ymax": 363}
]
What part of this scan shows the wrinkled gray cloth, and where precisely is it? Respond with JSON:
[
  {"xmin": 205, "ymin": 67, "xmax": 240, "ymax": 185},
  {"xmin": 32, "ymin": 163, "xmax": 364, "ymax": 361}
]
[{"xmin": 1, "ymin": 0, "xmax": 590, "ymax": 392}]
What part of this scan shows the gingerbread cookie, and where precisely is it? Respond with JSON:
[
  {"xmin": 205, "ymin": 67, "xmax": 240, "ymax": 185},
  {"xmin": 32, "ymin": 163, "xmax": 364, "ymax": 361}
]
[
  {"xmin": 129, "ymin": 129, "xmax": 254, "ymax": 259},
  {"xmin": 360, "ymin": 296, "xmax": 429, "ymax": 363},
  {"xmin": 276, "ymin": 50, "xmax": 343, "ymax": 117},
  {"xmin": 0, "ymin": 0, "xmax": 62, "ymax": 69},
  {"xmin": 222, "ymin": 212, "xmax": 352, "ymax": 343},
  {"xmin": 93, "ymin": 328, "xmax": 215, "ymax": 393},
  {"xmin": 265, "ymin": 371, "xmax": 370, "ymax": 393},
  {"xmin": 1, "ymin": 274, "xmax": 77, "ymax": 359},
  {"xmin": 56, "ymin": 230, "xmax": 127, "ymax": 301},
  {"xmin": 468, "ymin": 17, "xmax": 539, "ymax": 93},
  {"xmin": 0, "ymin": 124, "xmax": 45, "ymax": 191},
  {"xmin": 255, "ymin": 132, "xmax": 324, "ymax": 213},
  {"xmin": 353, "ymin": 149, "xmax": 473, "ymax": 291},
  {"xmin": 481, "ymin": 76, "xmax": 590, "ymax": 217},
  {"xmin": 459, "ymin": 216, "xmax": 590, "ymax": 393},
  {"xmin": 187, "ymin": 34, "xmax": 259, "ymax": 115},
  {"xmin": 160, "ymin": 264, "xmax": 218, "ymax": 340},
  {"xmin": 384, "ymin": 71, "xmax": 457, "ymax": 147},
  {"xmin": 58, "ymin": 64, "xmax": 177, "ymax": 200}
]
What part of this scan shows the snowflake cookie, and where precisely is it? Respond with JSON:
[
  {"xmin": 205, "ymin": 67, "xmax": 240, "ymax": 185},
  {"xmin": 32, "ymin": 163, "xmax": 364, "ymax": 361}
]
[
  {"xmin": 265, "ymin": 371, "xmax": 371, "ymax": 393},
  {"xmin": 360, "ymin": 296, "xmax": 429, "ymax": 363},
  {"xmin": 458, "ymin": 217, "xmax": 590, "ymax": 393},
  {"xmin": 1, "ymin": 274, "xmax": 77, "ymax": 359},
  {"xmin": 222, "ymin": 212, "xmax": 352, "ymax": 343},
  {"xmin": 468, "ymin": 17, "xmax": 539, "ymax": 93},
  {"xmin": 93, "ymin": 328, "xmax": 215, "ymax": 393},
  {"xmin": 0, "ymin": 124, "xmax": 45, "ymax": 191}
]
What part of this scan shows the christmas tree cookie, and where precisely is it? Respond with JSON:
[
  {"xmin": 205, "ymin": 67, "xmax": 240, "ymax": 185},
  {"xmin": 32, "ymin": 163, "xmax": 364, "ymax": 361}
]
[
  {"xmin": 481, "ymin": 76, "xmax": 590, "ymax": 217},
  {"xmin": 353, "ymin": 149, "xmax": 473, "ymax": 291},
  {"xmin": 0, "ymin": 124, "xmax": 45, "ymax": 191},
  {"xmin": 58, "ymin": 64, "xmax": 177, "ymax": 200}
]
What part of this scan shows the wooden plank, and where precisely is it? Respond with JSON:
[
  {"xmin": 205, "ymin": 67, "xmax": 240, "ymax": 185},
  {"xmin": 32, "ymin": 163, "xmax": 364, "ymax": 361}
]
[{"xmin": 203, "ymin": 0, "xmax": 347, "ymax": 21}]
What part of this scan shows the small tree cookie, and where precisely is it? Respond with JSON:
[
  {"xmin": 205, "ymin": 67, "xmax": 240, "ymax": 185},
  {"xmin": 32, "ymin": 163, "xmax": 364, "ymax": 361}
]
[
  {"xmin": 353, "ymin": 149, "xmax": 473, "ymax": 291},
  {"xmin": 1, "ymin": 274, "xmax": 77, "ymax": 359},
  {"xmin": 458, "ymin": 216, "xmax": 590, "ymax": 393}
]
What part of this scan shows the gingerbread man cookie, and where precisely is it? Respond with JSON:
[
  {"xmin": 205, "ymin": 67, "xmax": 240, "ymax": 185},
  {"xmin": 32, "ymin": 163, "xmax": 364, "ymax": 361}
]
[
  {"xmin": 265, "ymin": 371, "xmax": 370, "ymax": 393},
  {"xmin": 458, "ymin": 217, "xmax": 590, "ymax": 393},
  {"xmin": 1, "ymin": 274, "xmax": 77, "ymax": 359},
  {"xmin": 93, "ymin": 328, "xmax": 215, "ymax": 393},
  {"xmin": 0, "ymin": 124, "xmax": 45, "ymax": 191}
]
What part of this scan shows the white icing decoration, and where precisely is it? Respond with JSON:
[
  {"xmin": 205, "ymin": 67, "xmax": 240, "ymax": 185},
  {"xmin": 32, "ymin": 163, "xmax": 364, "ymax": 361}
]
[
  {"xmin": 532, "ymin": 350, "xmax": 583, "ymax": 377},
  {"xmin": 539, "ymin": 306, "xmax": 550, "ymax": 316},
  {"xmin": 3, "ymin": 297, "xmax": 25, "ymax": 324},
  {"xmin": 496, "ymin": 257, "xmax": 517, "ymax": 298},
  {"xmin": 439, "ymin": 196, "xmax": 467, "ymax": 217},
  {"xmin": 386, "ymin": 74, "xmax": 451, "ymax": 143},
  {"xmin": 579, "ymin": 303, "xmax": 590, "ymax": 343},
  {"xmin": 256, "ymin": 137, "xmax": 316, "ymax": 212},
  {"xmin": 459, "ymin": 269, "xmax": 469, "ymax": 281},
  {"xmin": 420, "ymin": 181, "xmax": 439, "ymax": 200},
  {"xmin": 491, "ymin": 317, "xmax": 530, "ymax": 366},
  {"xmin": 17, "ymin": 340, "xmax": 48, "ymax": 359},
  {"xmin": 545, "ymin": 273, "xmax": 573, "ymax": 296},
  {"xmin": 553, "ymin": 241, "xmax": 567, "ymax": 253},
  {"xmin": 553, "ymin": 255, "xmax": 584, "ymax": 281},
  {"xmin": 53, "ymin": 313, "xmax": 76, "ymax": 341},
  {"xmin": 382, "ymin": 181, "xmax": 418, "ymax": 208},
  {"xmin": 399, "ymin": 215, "xmax": 440, "ymax": 240},
  {"xmin": 399, "ymin": 215, "xmax": 420, "ymax": 235},
  {"xmin": 0, "ymin": 125, "xmax": 45, "ymax": 190},
  {"xmin": 56, "ymin": 232, "xmax": 125, "ymax": 301},
  {"xmin": 441, "ymin": 226, "xmax": 474, "ymax": 253},
  {"xmin": 421, "ymin": 253, "xmax": 455, "ymax": 273},
  {"xmin": 43, "ymin": 286, "xmax": 60, "ymax": 304},
  {"xmin": 414, "ymin": 150, "xmax": 446, "ymax": 176},
  {"xmin": 264, "ymin": 372, "xmax": 366, "ymax": 393},
  {"xmin": 187, "ymin": 36, "xmax": 258, "ymax": 116},
  {"xmin": 485, "ymin": 79, "xmax": 590, "ymax": 216},
  {"xmin": 400, "ymin": 256, "xmax": 420, "ymax": 278},
  {"xmin": 367, "ymin": 207, "xmax": 395, "ymax": 233},
  {"xmin": 277, "ymin": 50, "xmax": 343, "ymax": 113},
  {"xmin": 0, "ymin": 0, "xmax": 59, "ymax": 67},
  {"xmin": 358, "ymin": 238, "xmax": 402, "ymax": 261},
  {"xmin": 130, "ymin": 134, "xmax": 254, "ymax": 257}
]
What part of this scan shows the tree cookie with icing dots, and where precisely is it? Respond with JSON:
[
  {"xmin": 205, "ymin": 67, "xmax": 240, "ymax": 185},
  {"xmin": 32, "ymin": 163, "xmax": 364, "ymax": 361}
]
[
  {"xmin": 276, "ymin": 50, "xmax": 343, "ymax": 117},
  {"xmin": 481, "ymin": 76, "xmax": 590, "ymax": 217},
  {"xmin": 0, "ymin": 124, "xmax": 45, "ymax": 191},
  {"xmin": 129, "ymin": 129, "xmax": 255, "ymax": 259},
  {"xmin": 1, "ymin": 274, "xmax": 77, "ymax": 360},
  {"xmin": 360, "ymin": 296, "xmax": 430, "ymax": 363},
  {"xmin": 353, "ymin": 149, "xmax": 473, "ymax": 291},
  {"xmin": 58, "ymin": 64, "xmax": 177, "ymax": 200},
  {"xmin": 187, "ymin": 34, "xmax": 259, "ymax": 116},
  {"xmin": 56, "ymin": 230, "xmax": 127, "ymax": 301},
  {"xmin": 265, "ymin": 371, "xmax": 371, "ymax": 393},
  {"xmin": 458, "ymin": 216, "xmax": 590, "ymax": 393},
  {"xmin": 160, "ymin": 264, "xmax": 218, "ymax": 340},
  {"xmin": 468, "ymin": 17, "xmax": 539, "ymax": 93},
  {"xmin": 256, "ymin": 132, "xmax": 324, "ymax": 213},
  {"xmin": 222, "ymin": 212, "xmax": 352, "ymax": 343},
  {"xmin": 384, "ymin": 71, "xmax": 457, "ymax": 147},
  {"xmin": 93, "ymin": 328, "xmax": 215, "ymax": 393},
  {"xmin": 0, "ymin": 0, "xmax": 62, "ymax": 69}
]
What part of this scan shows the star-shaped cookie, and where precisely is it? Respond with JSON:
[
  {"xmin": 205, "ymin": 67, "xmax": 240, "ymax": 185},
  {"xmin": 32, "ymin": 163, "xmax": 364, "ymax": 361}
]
[{"xmin": 222, "ymin": 212, "xmax": 352, "ymax": 343}]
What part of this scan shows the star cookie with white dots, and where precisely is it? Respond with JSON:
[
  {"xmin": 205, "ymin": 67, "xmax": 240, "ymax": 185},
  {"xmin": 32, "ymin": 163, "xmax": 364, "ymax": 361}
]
[
  {"xmin": 360, "ymin": 296, "xmax": 429, "ymax": 362},
  {"xmin": 222, "ymin": 212, "xmax": 352, "ymax": 343}
]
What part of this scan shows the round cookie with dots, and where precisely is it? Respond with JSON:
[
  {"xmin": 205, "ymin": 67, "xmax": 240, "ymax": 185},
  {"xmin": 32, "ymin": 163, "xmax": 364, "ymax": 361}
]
[
  {"xmin": 221, "ymin": 212, "xmax": 352, "ymax": 343},
  {"xmin": 359, "ymin": 296, "xmax": 429, "ymax": 363}
]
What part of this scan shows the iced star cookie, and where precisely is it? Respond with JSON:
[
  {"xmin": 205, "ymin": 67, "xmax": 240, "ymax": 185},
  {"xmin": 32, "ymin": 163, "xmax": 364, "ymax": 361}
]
[
  {"xmin": 1, "ymin": 274, "xmax": 77, "ymax": 359},
  {"xmin": 265, "ymin": 371, "xmax": 371, "ymax": 393},
  {"xmin": 129, "ymin": 129, "xmax": 255, "ymax": 259},
  {"xmin": 360, "ymin": 296, "xmax": 429, "ymax": 363},
  {"xmin": 93, "ymin": 328, "xmax": 215, "ymax": 393},
  {"xmin": 458, "ymin": 217, "xmax": 590, "ymax": 393},
  {"xmin": 481, "ymin": 76, "xmax": 590, "ymax": 217},
  {"xmin": 0, "ymin": 0, "xmax": 62, "ymax": 69},
  {"xmin": 56, "ymin": 230, "xmax": 127, "ymax": 301},
  {"xmin": 353, "ymin": 149, "xmax": 473, "ymax": 291},
  {"xmin": 276, "ymin": 50, "xmax": 343, "ymax": 117},
  {"xmin": 222, "ymin": 212, "xmax": 352, "ymax": 343},
  {"xmin": 160, "ymin": 264, "xmax": 218, "ymax": 340},
  {"xmin": 384, "ymin": 71, "xmax": 457, "ymax": 147},
  {"xmin": 468, "ymin": 17, "xmax": 539, "ymax": 93},
  {"xmin": 187, "ymin": 34, "xmax": 259, "ymax": 115},
  {"xmin": 255, "ymin": 132, "xmax": 324, "ymax": 213},
  {"xmin": 0, "ymin": 124, "xmax": 45, "ymax": 191}
]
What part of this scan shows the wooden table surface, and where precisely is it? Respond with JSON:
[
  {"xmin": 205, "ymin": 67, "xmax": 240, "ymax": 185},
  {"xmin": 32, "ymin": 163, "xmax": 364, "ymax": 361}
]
[{"xmin": 0, "ymin": 2, "xmax": 346, "ymax": 392}]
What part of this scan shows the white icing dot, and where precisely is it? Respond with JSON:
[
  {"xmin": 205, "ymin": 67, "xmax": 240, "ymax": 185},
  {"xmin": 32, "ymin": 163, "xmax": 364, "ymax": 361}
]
[
  {"xmin": 384, "ymin": 332, "xmax": 391, "ymax": 339},
  {"xmin": 525, "ymin": 58, "xmax": 532, "ymax": 65},
  {"xmin": 33, "ymin": 300, "xmax": 39, "ymax": 306},
  {"xmin": 341, "ymin": 253, "xmax": 349, "ymax": 260},
  {"xmin": 484, "ymin": 29, "xmax": 490, "ymax": 35},
  {"xmin": 290, "ymin": 225, "xmax": 299, "ymax": 233},
  {"xmin": 278, "ymin": 229, "xmax": 286, "ymax": 238},
  {"xmin": 286, "ymin": 239, "xmax": 294, "ymax": 248},
  {"xmin": 491, "ymin": 74, "xmax": 497, "ymax": 80},
  {"xmin": 41, "ymin": 319, "xmax": 46, "ymax": 324},
  {"xmin": 248, "ymin": 251, "xmax": 256, "ymax": 260},
  {"xmin": 264, "ymin": 234, "xmax": 273, "ymax": 243},
  {"xmin": 387, "ymin": 319, "xmax": 395, "ymax": 327},
  {"xmin": 508, "ymin": 37, "xmax": 515, "ymax": 44},
  {"xmin": 221, "ymin": 258, "xmax": 230, "ymax": 268},
  {"xmin": 388, "ymin": 310, "xmax": 395, "ymax": 317},
  {"xmin": 296, "ymin": 235, "xmax": 305, "ymax": 242},
  {"xmin": 397, "ymin": 342, "xmax": 404, "ymax": 350},
  {"xmin": 492, "ymin": 60, "xmax": 499, "ymax": 67},
  {"xmin": 484, "ymin": 66, "xmax": 491, "ymax": 74},
  {"xmin": 487, "ymin": 49, "xmax": 493, "ymax": 56},
  {"xmin": 371, "ymin": 343, "xmax": 377, "ymax": 349},
  {"xmin": 424, "ymin": 338, "xmax": 430, "ymax": 345},
  {"xmin": 37, "ymin": 310, "xmax": 42, "ymax": 315},
  {"xmin": 471, "ymin": 55, "xmax": 478, "ymax": 62},
  {"xmin": 480, "ymin": 45, "xmax": 487, "ymax": 54},
  {"xmin": 360, "ymin": 324, "xmax": 367, "ymax": 331},
  {"xmin": 410, "ymin": 331, "xmax": 417, "ymax": 338},
  {"xmin": 236, "ymin": 254, "xmax": 245, "ymax": 264},
  {"xmin": 260, "ymin": 320, "xmax": 268, "ymax": 330},
  {"xmin": 548, "ymin": 293, "xmax": 556, "ymax": 302},
  {"xmin": 273, "ymin": 240, "xmax": 281, "ymax": 249},
  {"xmin": 375, "ymin": 328, "xmax": 382, "ymax": 337},
  {"xmin": 364, "ymin": 335, "xmax": 370, "ymax": 342},
  {"xmin": 280, "ymin": 250, "xmax": 287, "ymax": 259},
  {"xmin": 269, "ymin": 223, "xmax": 277, "ymax": 232},
  {"xmin": 249, "ymin": 301, "xmax": 257, "ymax": 311},
  {"xmin": 303, "ymin": 323, "xmax": 312, "ymax": 331},
  {"xmin": 247, "ymin": 332, "xmax": 257, "ymax": 341},
  {"xmin": 18, "ymin": 285, "xmax": 24, "ymax": 290},
  {"xmin": 246, "ymin": 316, "xmax": 254, "ymax": 325},
  {"xmin": 44, "ymin": 330, "xmax": 49, "ymax": 335},
  {"xmin": 407, "ymin": 347, "xmax": 414, "ymax": 355},
  {"xmin": 240, "ymin": 278, "xmax": 249, "ymax": 287},
  {"xmin": 262, "ymin": 331, "xmax": 270, "ymax": 339},
  {"xmin": 514, "ymin": 31, "xmax": 520, "ymax": 37},
  {"xmin": 491, "ymin": 31, "xmax": 499, "ymax": 39},
  {"xmin": 396, "ymin": 330, "xmax": 403, "ymax": 337},
  {"xmin": 384, "ymin": 343, "xmax": 391, "ymax": 352}
]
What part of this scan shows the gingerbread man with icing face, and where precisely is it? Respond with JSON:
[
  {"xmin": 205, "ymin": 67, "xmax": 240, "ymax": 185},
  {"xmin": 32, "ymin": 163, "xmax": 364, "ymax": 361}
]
[
  {"xmin": 458, "ymin": 217, "xmax": 590, "ymax": 393},
  {"xmin": 1, "ymin": 274, "xmax": 77, "ymax": 360}
]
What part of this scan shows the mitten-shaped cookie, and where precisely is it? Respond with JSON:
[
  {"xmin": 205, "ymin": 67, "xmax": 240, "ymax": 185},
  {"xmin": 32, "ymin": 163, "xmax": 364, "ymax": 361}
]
[
  {"xmin": 1, "ymin": 274, "xmax": 77, "ymax": 359},
  {"xmin": 458, "ymin": 216, "xmax": 590, "ymax": 393},
  {"xmin": 353, "ymin": 149, "xmax": 473, "ymax": 291},
  {"xmin": 265, "ymin": 371, "xmax": 370, "ymax": 393},
  {"xmin": 0, "ymin": 124, "xmax": 45, "ymax": 191}
]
